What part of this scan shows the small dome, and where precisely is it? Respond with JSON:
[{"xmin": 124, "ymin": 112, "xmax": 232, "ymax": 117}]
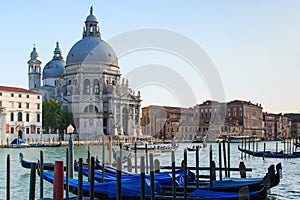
[
  {"xmin": 86, "ymin": 14, "xmax": 97, "ymax": 22},
  {"xmin": 43, "ymin": 59, "xmax": 65, "ymax": 79},
  {"xmin": 43, "ymin": 42, "xmax": 65, "ymax": 79},
  {"xmin": 66, "ymin": 37, "xmax": 118, "ymax": 67},
  {"xmin": 30, "ymin": 47, "xmax": 39, "ymax": 60},
  {"xmin": 86, "ymin": 6, "xmax": 97, "ymax": 22}
]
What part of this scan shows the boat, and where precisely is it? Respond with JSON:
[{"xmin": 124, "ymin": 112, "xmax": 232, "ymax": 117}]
[
  {"xmin": 75, "ymin": 164, "xmax": 196, "ymax": 187},
  {"xmin": 162, "ymin": 163, "xmax": 281, "ymax": 194},
  {"xmin": 29, "ymin": 142, "xmax": 62, "ymax": 147},
  {"xmin": 20, "ymin": 153, "xmax": 96, "ymax": 171},
  {"xmin": 187, "ymin": 144, "xmax": 207, "ymax": 151},
  {"xmin": 19, "ymin": 153, "xmax": 62, "ymax": 171},
  {"xmin": 188, "ymin": 185, "xmax": 267, "ymax": 200},
  {"xmin": 238, "ymin": 146, "xmax": 300, "ymax": 158},
  {"xmin": 7, "ymin": 138, "xmax": 30, "ymax": 148},
  {"xmin": 37, "ymin": 167, "xmax": 162, "ymax": 199},
  {"xmin": 228, "ymin": 135, "xmax": 260, "ymax": 143}
]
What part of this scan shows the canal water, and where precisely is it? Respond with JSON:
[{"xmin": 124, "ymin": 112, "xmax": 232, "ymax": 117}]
[{"xmin": 0, "ymin": 141, "xmax": 298, "ymax": 199}]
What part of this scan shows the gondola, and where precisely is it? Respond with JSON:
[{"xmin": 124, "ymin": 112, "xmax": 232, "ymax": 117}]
[
  {"xmin": 187, "ymin": 144, "xmax": 207, "ymax": 151},
  {"xmin": 75, "ymin": 164, "xmax": 196, "ymax": 187},
  {"xmin": 188, "ymin": 185, "xmax": 267, "ymax": 200},
  {"xmin": 162, "ymin": 163, "xmax": 281, "ymax": 194},
  {"xmin": 19, "ymin": 153, "xmax": 59, "ymax": 171},
  {"xmin": 238, "ymin": 146, "xmax": 300, "ymax": 158},
  {"xmin": 37, "ymin": 166, "xmax": 162, "ymax": 199}
]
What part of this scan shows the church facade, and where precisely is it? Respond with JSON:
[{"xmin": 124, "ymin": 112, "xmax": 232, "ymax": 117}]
[{"xmin": 29, "ymin": 7, "xmax": 142, "ymax": 139}]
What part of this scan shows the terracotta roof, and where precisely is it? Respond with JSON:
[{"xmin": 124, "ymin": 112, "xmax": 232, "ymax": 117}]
[{"xmin": 0, "ymin": 86, "xmax": 40, "ymax": 95}]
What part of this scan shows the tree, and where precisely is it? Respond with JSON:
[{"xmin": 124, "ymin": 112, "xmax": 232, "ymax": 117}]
[
  {"xmin": 60, "ymin": 110, "xmax": 75, "ymax": 132},
  {"xmin": 42, "ymin": 99, "xmax": 62, "ymax": 133}
]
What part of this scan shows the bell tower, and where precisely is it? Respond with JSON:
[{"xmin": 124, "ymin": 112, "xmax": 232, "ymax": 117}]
[{"xmin": 28, "ymin": 45, "xmax": 42, "ymax": 90}]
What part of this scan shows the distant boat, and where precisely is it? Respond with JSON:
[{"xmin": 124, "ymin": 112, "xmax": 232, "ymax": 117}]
[
  {"xmin": 7, "ymin": 138, "xmax": 30, "ymax": 148},
  {"xmin": 238, "ymin": 146, "xmax": 300, "ymax": 159},
  {"xmin": 228, "ymin": 135, "xmax": 260, "ymax": 143},
  {"xmin": 29, "ymin": 142, "xmax": 62, "ymax": 147}
]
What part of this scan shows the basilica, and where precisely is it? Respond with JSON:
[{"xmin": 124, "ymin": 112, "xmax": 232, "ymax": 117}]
[{"xmin": 28, "ymin": 7, "xmax": 142, "ymax": 139}]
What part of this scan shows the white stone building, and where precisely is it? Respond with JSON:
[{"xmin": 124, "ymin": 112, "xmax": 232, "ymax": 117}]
[
  {"xmin": 0, "ymin": 86, "xmax": 42, "ymax": 144},
  {"xmin": 29, "ymin": 7, "xmax": 142, "ymax": 140}
]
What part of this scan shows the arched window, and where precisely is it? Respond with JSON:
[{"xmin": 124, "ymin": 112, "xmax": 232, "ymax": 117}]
[
  {"xmin": 84, "ymin": 105, "xmax": 99, "ymax": 113},
  {"xmin": 18, "ymin": 112, "xmax": 22, "ymax": 122},
  {"xmin": 94, "ymin": 79, "xmax": 100, "ymax": 95},
  {"xmin": 26, "ymin": 113, "xmax": 30, "ymax": 122},
  {"xmin": 83, "ymin": 79, "xmax": 90, "ymax": 94},
  {"xmin": 122, "ymin": 108, "xmax": 128, "ymax": 135},
  {"xmin": 10, "ymin": 113, "xmax": 14, "ymax": 121}
]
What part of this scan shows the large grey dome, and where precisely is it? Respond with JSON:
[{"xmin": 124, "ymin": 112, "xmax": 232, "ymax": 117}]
[
  {"xmin": 66, "ymin": 6, "xmax": 118, "ymax": 67},
  {"xmin": 66, "ymin": 37, "xmax": 118, "ymax": 67},
  {"xmin": 43, "ymin": 42, "xmax": 65, "ymax": 79}
]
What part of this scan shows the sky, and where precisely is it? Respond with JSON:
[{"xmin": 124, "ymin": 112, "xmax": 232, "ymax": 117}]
[{"xmin": 0, "ymin": 1, "xmax": 299, "ymax": 114}]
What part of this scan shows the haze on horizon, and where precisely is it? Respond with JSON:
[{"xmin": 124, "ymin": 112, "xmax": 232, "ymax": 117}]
[{"xmin": 0, "ymin": 1, "xmax": 299, "ymax": 114}]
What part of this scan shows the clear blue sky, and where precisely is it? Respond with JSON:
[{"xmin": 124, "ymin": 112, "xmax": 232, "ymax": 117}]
[{"xmin": 0, "ymin": 1, "xmax": 299, "ymax": 113}]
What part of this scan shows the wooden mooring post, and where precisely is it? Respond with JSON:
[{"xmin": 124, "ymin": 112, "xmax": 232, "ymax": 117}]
[
  {"xmin": 39, "ymin": 151, "xmax": 44, "ymax": 199},
  {"xmin": 65, "ymin": 148, "xmax": 69, "ymax": 199},
  {"xmin": 140, "ymin": 156, "xmax": 145, "ymax": 200},
  {"xmin": 228, "ymin": 142, "xmax": 231, "ymax": 177},
  {"xmin": 196, "ymin": 145, "xmax": 200, "ymax": 188},
  {"xmin": 209, "ymin": 145, "xmax": 213, "ymax": 190},
  {"xmin": 78, "ymin": 158, "xmax": 83, "ymax": 200},
  {"xmin": 149, "ymin": 153, "xmax": 155, "ymax": 200},
  {"xmin": 135, "ymin": 142, "xmax": 138, "ymax": 173},
  {"xmin": 102, "ymin": 137, "xmax": 105, "ymax": 182},
  {"xmin": 90, "ymin": 156, "xmax": 95, "ymax": 199},
  {"xmin": 222, "ymin": 142, "xmax": 228, "ymax": 177},
  {"xmin": 29, "ymin": 163, "xmax": 36, "ymax": 200},
  {"xmin": 116, "ymin": 156, "xmax": 122, "ymax": 200},
  {"xmin": 218, "ymin": 142, "xmax": 222, "ymax": 180},
  {"xmin": 171, "ymin": 151, "xmax": 176, "ymax": 200},
  {"xmin": 6, "ymin": 154, "xmax": 10, "ymax": 200},
  {"xmin": 183, "ymin": 149, "xmax": 187, "ymax": 199}
]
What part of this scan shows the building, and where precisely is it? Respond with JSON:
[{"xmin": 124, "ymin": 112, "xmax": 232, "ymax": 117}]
[
  {"xmin": 141, "ymin": 100, "xmax": 265, "ymax": 141},
  {"xmin": 140, "ymin": 105, "xmax": 195, "ymax": 141},
  {"xmin": 226, "ymin": 100, "xmax": 263, "ymax": 138},
  {"xmin": 263, "ymin": 112, "xmax": 277, "ymax": 140},
  {"xmin": 29, "ymin": 7, "xmax": 142, "ymax": 139},
  {"xmin": 193, "ymin": 100, "xmax": 226, "ymax": 141},
  {"xmin": 284, "ymin": 113, "xmax": 300, "ymax": 138},
  {"xmin": 0, "ymin": 86, "xmax": 42, "ymax": 144}
]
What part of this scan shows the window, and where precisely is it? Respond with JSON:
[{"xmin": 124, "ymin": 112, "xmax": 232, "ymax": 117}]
[
  {"xmin": 37, "ymin": 128, "xmax": 40, "ymax": 134},
  {"xmin": 0, "ymin": 92, "xmax": 2, "ymax": 96},
  {"xmin": 37, "ymin": 114, "xmax": 40, "ymax": 122},
  {"xmin": 83, "ymin": 79, "xmax": 90, "ymax": 94},
  {"xmin": 0, "ymin": 101, "xmax": 2, "ymax": 107},
  {"xmin": 26, "ymin": 128, "xmax": 30, "ymax": 134},
  {"xmin": 94, "ymin": 79, "xmax": 100, "ymax": 95},
  {"xmin": 26, "ymin": 103, "xmax": 29, "ymax": 109},
  {"xmin": 239, "ymin": 107, "xmax": 242, "ymax": 116},
  {"xmin": 18, "ymin": 112, "xmax": 22, "ymax": 122},
  {"xmin": 10, "ymin": 113, "xmax": 14, "ymax": 121},
  {"xmin": 10, "ymin": 127, "xmax": 14, "ymax": 134},
  {"xmin": 26, "ymin": 113, "xmax": 30, "ymax": 122},
  {"xmin": 19, "ymin": 94, "xmax": 22, "ymax": 98},
  {"xmin": 37, "ymin": 104, "xmax": 40, "ymax": 109},
  {"xmin": 26, "ymin": 95, "xmax": 29, "ymax": 98},
  {"xmin": 18, "ymin": 102, "xmax": 22, "ymax": 108},
  {"xmin": 233, "ymin": 108, "xmax": 237, "ymax": 117},
  {"xmin": 37, "ymin": 96, "xmax": 40, "ymax": 99},
  {"xmin": 11, "ymin": 93, "xmax": 14, "ymax": 97}
]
